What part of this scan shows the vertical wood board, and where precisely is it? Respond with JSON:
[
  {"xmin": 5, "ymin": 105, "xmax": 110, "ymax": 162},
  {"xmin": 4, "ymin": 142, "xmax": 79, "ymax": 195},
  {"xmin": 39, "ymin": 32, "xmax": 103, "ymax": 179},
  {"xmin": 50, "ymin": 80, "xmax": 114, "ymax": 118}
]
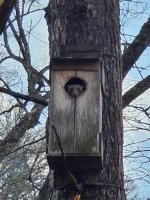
[
  {"xmin": 49, "ymin": 70, "xmax": 75, "ymax": 153},
  {"xmin": 75, "ymin": 70, "xmax": 100, "ymax": 153}
]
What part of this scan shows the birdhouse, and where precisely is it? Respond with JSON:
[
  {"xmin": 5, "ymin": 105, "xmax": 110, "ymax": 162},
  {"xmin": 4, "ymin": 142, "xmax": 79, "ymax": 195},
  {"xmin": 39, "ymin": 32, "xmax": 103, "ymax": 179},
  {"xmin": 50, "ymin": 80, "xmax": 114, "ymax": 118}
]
[{"xmin": 47, "ymin": 58, "xmax": 104, "ymax": 172}]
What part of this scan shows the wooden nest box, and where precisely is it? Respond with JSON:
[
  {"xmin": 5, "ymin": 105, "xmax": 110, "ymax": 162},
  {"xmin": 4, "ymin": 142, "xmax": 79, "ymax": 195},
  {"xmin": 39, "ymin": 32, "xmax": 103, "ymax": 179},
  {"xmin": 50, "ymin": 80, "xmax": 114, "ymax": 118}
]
[
  {"xmin": 47, "ymin": 58, "xmax": 104, "ymax": 173},
  {"xmin": 45, "ymin": 0, "xmax": 105, "ymax": 185}
]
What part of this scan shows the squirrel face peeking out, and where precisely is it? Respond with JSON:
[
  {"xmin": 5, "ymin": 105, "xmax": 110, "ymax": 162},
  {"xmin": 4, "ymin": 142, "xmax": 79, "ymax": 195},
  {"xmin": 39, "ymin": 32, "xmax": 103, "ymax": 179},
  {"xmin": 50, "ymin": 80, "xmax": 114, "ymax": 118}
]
[{"xmin": 64, "ymin": 77, "xmax": 86, "ymax": 98}]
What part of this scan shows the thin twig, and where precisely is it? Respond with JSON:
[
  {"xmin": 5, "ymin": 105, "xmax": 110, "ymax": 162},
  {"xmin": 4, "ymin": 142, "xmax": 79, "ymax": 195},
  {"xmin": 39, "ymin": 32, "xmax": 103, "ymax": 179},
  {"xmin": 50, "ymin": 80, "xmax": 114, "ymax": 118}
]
[
  {"xmin": 51, "ymin": 123, "xmax": 79, "ymax": 185},
  {"xmin": 0, "ymin": 136, "xmax": 46, "ymax": 157},
  {"xmin": 0, "ymin": 87, "xmax": 48, "ymax": 106}
]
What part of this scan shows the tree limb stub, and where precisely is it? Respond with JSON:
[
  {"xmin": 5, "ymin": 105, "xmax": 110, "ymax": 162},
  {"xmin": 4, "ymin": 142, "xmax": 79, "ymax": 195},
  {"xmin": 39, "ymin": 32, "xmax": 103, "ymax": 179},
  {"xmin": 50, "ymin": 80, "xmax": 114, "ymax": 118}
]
[
  {"xmin": 122, "ymin": 17, "xmax": 150, "ymax": 79},
  {"xmin": 0, "ymin": 87, "xmax": 48, "ymax": 106},
  {"xmin": 122, "ymin": 74, "xmax": 150, "ymax": 109}
]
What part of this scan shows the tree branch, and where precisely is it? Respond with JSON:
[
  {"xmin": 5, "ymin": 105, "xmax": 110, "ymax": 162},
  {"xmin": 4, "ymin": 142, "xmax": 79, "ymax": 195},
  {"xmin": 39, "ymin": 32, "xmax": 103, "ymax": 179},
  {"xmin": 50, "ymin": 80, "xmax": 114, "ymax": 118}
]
[
  {"xmin": 51, "ymin": 123, "xmax": 79, "ymax": 185},
  {"xmin": 0, "ymin": 104, "xmax": 20, "ymax": 115},
  {"xmin": 0, "ymin": 77, "xmax": 28, "ymax": 112},
  {"xmin": 122, "ymin": 17, "xmax": 150, "ymax": 79},
  {"xmin": 36, "ymin": 172, "xmax": 51, "ymax": 200},
  {"xmin": 0, "ymin": 87, "xmax": 48, "ymax": 106},
  {"xmin": 0, "ymin": 103, "xmax": 46, "ymax": 162},
  {"xmin": 122, "ymin": 75, "xmax": 150, "ymax": 109},
  {"xmin": 0, "ymin": 136, "xmax": 46, "ymax": 157},
  {"xmin": 15, "ymin": 1, "xmax": 31, "ymax": 62},
  {"xmin": 30, "ymin": 66, "xmax": 50, "ymax": 86},
  {"xmin": 3, "ymin": 29, "xmax": 24, "ymax": 63}
]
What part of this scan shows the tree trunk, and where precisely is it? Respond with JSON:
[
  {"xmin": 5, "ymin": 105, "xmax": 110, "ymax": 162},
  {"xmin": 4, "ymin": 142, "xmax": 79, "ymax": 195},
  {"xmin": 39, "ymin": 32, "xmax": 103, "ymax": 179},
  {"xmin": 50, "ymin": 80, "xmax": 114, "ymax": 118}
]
[{"xmin": 45, "ymin": 0, "xmax": 125, "ymax": 199}]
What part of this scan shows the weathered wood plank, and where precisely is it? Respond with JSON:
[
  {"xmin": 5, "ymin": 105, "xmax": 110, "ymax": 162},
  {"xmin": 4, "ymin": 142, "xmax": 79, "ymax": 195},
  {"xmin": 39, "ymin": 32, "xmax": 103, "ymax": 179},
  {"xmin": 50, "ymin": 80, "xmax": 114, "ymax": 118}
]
[
  {"xmin": 48, "ymin": 70, "xmax": 75, "ymax": 153},
  {"xmin": 51, "ymin": 59, "xmax": 99, "ymax": 71},
  {"xmin": 74, "ymin": 70, "xmax": 100, "ymax": 153}
]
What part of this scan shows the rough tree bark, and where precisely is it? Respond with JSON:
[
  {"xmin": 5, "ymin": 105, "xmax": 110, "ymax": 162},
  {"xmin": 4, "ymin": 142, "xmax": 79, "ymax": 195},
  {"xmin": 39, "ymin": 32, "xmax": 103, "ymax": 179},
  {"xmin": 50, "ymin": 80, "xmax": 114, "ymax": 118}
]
[{"xmin": 45, "ymin": 0, "xmax": 125, "ymax": 199}]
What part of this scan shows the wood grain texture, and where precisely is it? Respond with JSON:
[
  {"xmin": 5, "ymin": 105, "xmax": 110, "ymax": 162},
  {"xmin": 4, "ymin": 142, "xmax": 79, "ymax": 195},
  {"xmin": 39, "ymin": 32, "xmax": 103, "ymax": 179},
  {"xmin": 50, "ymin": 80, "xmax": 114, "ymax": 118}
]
[
  {"xmin": 48, "ymin": 64, "xmax": 101, "ymax": 154},
  {"xmin": 74, "ymin": 70, "xmax": 100, "ymax": 153},
  {"xmin": 48, "ymin": 70, "xmax": 75, "ymax": 153}
]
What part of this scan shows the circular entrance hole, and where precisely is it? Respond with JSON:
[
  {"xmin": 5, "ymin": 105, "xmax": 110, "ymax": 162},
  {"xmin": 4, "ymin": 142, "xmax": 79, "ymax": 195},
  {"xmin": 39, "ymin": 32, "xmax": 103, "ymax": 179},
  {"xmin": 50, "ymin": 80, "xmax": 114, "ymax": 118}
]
[{"xmin": 64, "ymin": 77, "xmax": 86, "ymax": 97}]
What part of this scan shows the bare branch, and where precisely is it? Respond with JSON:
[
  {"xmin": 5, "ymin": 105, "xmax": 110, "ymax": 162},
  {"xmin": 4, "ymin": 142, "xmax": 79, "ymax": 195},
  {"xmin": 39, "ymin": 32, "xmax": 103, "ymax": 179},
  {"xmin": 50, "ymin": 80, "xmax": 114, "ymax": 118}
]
[
  {"xmin": 15, "ymin": 1, "xmax": 31, "ymax": 62},
  {"xmin": 0, "ymin": 77, "xmax": 28, "ymax": 111},
  {"xmin": 122, "ymin": 17, "xmax": 150, "ymax": 79},
  {"xmin": 40, "ymin": 65, "xmax": 49, "ymax": 74},
  {"xmin": 0, "ymin": 104, "xmax": 46, "ymax": 162},
  {"xmin": 0, "ymin": 104, "xmax": 20, "ymax": 116},
  {"xmin": 124, "ymin": 150, "xmax": 150, "ymax": 158},
  {"xmin": 0, "ymin": 136, "xmax": 46, "ymax": 157},
  {"xmin": 8, "ymin": 19, "xmax": 26, "ymax": 58},
  {"xmin": 122, "ymin": 74, "xmax": 150, "ymax": 109},
  {"xmin": 3, "ymin": 29, "xmax": 23, "ymax": 63},
  {"xmin": 36, "ymin": 172, "xmax": 51, "ymax": 200},
  {"xmin": 0, "ymin": 55, "xmax": 11, "ymax": 64},
  {"xmin": 0, "ymin": 87, "xmax": 48, "ymax": 106},
  {"xmin": 30, "ymin": 67, "xmax": 50, "ymax": 86}
]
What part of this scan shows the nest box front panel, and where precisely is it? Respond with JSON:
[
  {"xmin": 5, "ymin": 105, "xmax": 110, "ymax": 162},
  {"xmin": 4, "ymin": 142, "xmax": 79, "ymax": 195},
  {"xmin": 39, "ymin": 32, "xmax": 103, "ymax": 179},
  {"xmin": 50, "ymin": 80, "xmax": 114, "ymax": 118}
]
[{"xmin": 49, "ymin": 62, "xmax": 100, "ymax": 155}]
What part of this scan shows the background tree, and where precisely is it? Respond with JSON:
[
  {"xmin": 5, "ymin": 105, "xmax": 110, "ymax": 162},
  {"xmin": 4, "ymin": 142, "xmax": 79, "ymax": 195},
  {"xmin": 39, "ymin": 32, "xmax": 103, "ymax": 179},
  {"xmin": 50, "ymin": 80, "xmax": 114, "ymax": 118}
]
[
  {"xmin": 0, "ymin": 0, "xmax": 150, "ymax": 199},
  {"xmin": 0, "ymin": 0, "xmax": 50, "ymax": 199}
]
